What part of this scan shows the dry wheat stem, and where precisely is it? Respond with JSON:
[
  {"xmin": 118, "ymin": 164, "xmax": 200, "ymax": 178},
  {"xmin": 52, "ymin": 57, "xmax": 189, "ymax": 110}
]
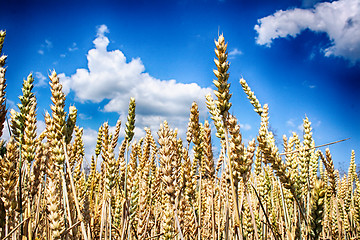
[
  {"xmin": 280, "ymin": 138, "xmax": 350, "ymax": 156},
  {"xmin": 62, "ymin": 140, "xmax": 88, "ymax": 240}
]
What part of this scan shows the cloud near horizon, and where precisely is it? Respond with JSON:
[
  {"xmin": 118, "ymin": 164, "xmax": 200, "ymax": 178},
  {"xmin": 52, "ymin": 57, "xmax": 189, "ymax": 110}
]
[
  {"xmin": 59, "ymin": 24, "xmax": 212, "ymax": 137},
  {"xmin": 255, "ymin": 0, "xmax": 360, "ymax": 64}
]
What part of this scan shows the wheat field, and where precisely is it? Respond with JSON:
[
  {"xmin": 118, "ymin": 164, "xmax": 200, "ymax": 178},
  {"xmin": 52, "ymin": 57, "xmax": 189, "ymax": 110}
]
[{"xmin": 0, "ymin": 30, "xmax": 359, "ymax": 240}]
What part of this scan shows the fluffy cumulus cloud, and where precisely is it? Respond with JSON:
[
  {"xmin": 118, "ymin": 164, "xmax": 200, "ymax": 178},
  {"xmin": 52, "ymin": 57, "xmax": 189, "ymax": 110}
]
[
  {"xmin": 255, "ymin": 0, "xmax": 360, "ymax": 63},
  {"xmin": 60, "ymin": 25, "xmax": 212, "ymax": 139}
]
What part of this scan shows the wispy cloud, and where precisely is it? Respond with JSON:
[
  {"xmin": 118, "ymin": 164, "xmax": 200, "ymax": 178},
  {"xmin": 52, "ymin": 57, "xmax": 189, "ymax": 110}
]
[
  {"xmin": 38, "ymin": 39, "xmax": 53, "ymax": 55},
  {"xmin": 228, "ymin": 48, "xmax": 243, "ymax": 59},
  {"xmin": 44, "ymin": 39, "xmax": 52, "ymax": 48},
  {"xmin": 34, "ymin": 72, "xmax": 47, "ymax": 87},
  {"xmin": 308, "ymin": 85, "xmax": 316, "ymax": 89},
  {"xmin": 255, "ymin": 0, "xmax": 360, "ymax": 64},
  {"xmin": 68, "ymin": 42, "xmax": 78, "ymax": 52},
  {"xmin": 286, "ymin": 119, "xmax": 296, "ymax": 127},
  {"xmin": 240, "ymin": 123, "xmax": 251, "ymax": 131},
  {"xmin": 302, "ymin": 80, "xmax": 317, "ymax": 89},
  {"xmin": 79, "ymin": 113, "xmax": 92, "ymax": 120}
]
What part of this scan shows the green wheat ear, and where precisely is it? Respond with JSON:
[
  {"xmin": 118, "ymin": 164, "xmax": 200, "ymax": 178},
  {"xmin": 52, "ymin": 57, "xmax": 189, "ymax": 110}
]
[
  {"xmin": 10, "ymin": 73, "xmax": 36, "ymax": 145},
  {"xmin": 125, "ymin": 97, "xmax": 136, "ymax": 143}
]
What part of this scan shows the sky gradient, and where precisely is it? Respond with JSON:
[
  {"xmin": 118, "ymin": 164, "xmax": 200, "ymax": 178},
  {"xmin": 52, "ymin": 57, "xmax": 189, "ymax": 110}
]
[{"xmin": 1, "ymin": 0, "xmax": 359, "ymax": 171}]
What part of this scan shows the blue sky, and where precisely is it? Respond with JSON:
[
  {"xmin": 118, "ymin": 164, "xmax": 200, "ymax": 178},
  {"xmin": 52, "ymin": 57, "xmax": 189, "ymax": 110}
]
[{"xmin": 1, "ymin": 0, "xmax": 359, "ymax": 171}]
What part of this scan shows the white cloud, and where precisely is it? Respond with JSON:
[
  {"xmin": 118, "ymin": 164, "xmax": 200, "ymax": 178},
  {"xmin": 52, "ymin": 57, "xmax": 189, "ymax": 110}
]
[
  {"xmin": 228, "ymin": 48, "xmax": 243, "ymax": 59},
  {"xmin": 78, "ymin": 113, "xmax": 92, "ymax": 120},
  {"xmin": 255, "ymin": 0, "xmax": 360, "ymax": 63},
  {"xmin": 286, "ymin": 119, "xmax": 296, "ymax": 127},
  {"xmin": 97, "ymin": 24, "xmax": 109, "ymax": 36},
  {"xmin": 240, "ymin": 123, "xmax": 252, "ymax": 131},
  {"xmin": 302, "ymin": 80, "xmax": 317, "ymax": 89},
  {"xmin": 68, "ymin": 42, "xmax": 78, "ymax": 52},
  {"xmin": 1, "ymin": 118, "xmax": 10, "ymax": 140},
  {"xmin": 44, "ymin": 40, "xmax": 53, "ymax": 49},
  {"xmin": 34, "ymin": 72, "xmax": 47, "ymax": 87},
  {"xmin": 59, "ymin": 25, "xmax": 212, "ymax": 141},
  {"xmin": 38, "ymin": 39, "xmax": 53, "ymax": 55}
]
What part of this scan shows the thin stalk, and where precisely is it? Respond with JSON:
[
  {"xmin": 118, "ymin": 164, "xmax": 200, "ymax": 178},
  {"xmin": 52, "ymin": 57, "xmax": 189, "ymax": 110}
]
[
  {"xmin": 18, "ymin": 136, "xmax": 23, "ymax": 236},
  {"xmin": 61, "ymin": 170, "xmax": 74, "ymax": 238},
  {"xmin": 333, "ymin": 196, "xmax": 343, "ymax": 239},
  {"xmin": 120, "ymin": 199, "xmax": 129, "ymax": 240},
  {"xmin": 250, "ymin": 183, "xmax": 280, "ymax": 240},
  {"xmin": 223, "ymin": 119, "xmax": 241, "ymax": 227},
  {"xmin": 279, "ymin": 138, "xmax": 350, "ymax": 156},
  {"xmin": 1, "ymin": 217, "xmax": 30, "ymax": 240},
  {"xmin": 174, "ymin": 210, "xmax": 184, "ymax": 240},
  {"xmin": 124, "ymin": 142, "xmax": 129, "ymax": 198},
  {"xmin": 278, "ymin": 181, "xmax": 290, "ymax": 230},
  {"xmin": 224, "ymin": 197, "xmax": 229, "ymax": 240},
  {"xmin": 32, "ymin": 179, "xmax": 45, "ymax": 237},
  {"xmin": 120, "ymin": 142, "xmax": 130, "ymax": 240},
  {"xmin": 62, "ymin": 166, "xmax": 69, "ymax": 239},
  {"xmin": 61, "ymin": 221, "xmax": 81, "ymax": 236},
  {"xmin": 104, "ymin": 201, "xmax": 108, "ymax": 240},
  {"xmin": 89, "ymin": 155, "xmax": 98, "ymax": 239},
  {"xmin": 90, "ymin": 155, "xmax": 98, "ymax": 202},
  {"xmin": 26, "ymin": 164, "xmax": 32, "ymax": 240},
  {"xmin": 238, "ymin": 188, "xmax": 244, "ymax": 237},
  {"xmin": 217, "ymin": 185, "xmax": 222, "ymax": 240},
  {"xmin": 145, "ymin": 232, "xmax": 164, "ymax": 240},
  {"xmin": 246, "ymin": 189, "xmax": 259, "ymax": 240},
  {"xmin": 198, "ymin": 171, "xmax": 202, "ymax": 240},
  {"xmin": 211, "ymin": 187, "xmax": 216, "ymax": 240},
  {"xmin": 99, "ymin": 189, "xmax": 107, "ymax": 239},
  {"xmin": 108, "ymin": 200, "xmax": 112, "ymax": 240},
  {"xmin": 293, "ymin": 191, "xmax": 308, "ymax": 226},
  {"xmin": 62, "ymin": 140, "xmax": 89, "ymax": 240}
]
